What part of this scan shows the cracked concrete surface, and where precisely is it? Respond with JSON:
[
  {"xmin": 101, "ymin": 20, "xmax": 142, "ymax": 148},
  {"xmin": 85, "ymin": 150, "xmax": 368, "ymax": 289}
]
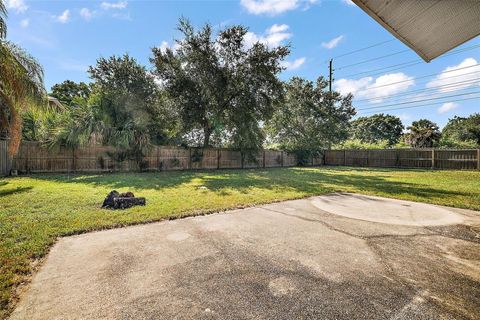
[{"xmin": 10, "ymin": 193, "xmax": 480, "ymax": 319}]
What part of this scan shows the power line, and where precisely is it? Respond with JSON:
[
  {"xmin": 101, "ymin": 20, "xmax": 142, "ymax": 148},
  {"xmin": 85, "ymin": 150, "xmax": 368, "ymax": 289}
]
[
  {"xmin": 356, "ymin": 91, "xmax": 480, "ymax": 111},
  {"xmin": 354, "ymin": 64, "xmax": 480, "ymax": 93},
  {"xmin": 357, "ymin": 96, "xmax": 480, "ymax": 115},
  {"xmin": 355, "ymin": 87, "xmax": 480, "ymax": 110},
  {"xmin": 332, "ymin": 39, "xmax": 395, "ymax": 59},
  {"xmin": 339, "ymin": 43, "xmax": 480, "ymax": 78},
  {"xmin": 353, "ymin": 78, "xmax": 480, "ymax": 104},
  {"xmin": 337, "ymin": 49, "xmax": 410, "ymax": 70}
]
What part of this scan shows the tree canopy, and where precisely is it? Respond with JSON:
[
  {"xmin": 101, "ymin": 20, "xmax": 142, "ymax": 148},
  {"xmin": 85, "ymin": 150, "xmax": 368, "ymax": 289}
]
[
  {"xmin": 441, "ymin": 114, "xmax": 480, "ymax": 148},
  {"xmin": 266, "ymin": 77, "xmax": 355, "ymax": 163},
  {"xmin": 351, "ymin": 114, "xmax": 403, "ymax": 147},
  {"xmin": 50, "ymin": 80, "xmax": 91, "ymax": 106}
]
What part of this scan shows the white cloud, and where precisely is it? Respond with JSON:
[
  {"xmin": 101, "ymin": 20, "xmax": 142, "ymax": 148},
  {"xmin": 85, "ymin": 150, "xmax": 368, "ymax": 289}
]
[
  {"xmin": 59, "ymin": 60, "xmax": 89, "ymax": 72},
  {"xmin": 101, "ymin": 1, "xmax": 128, "ymax": 10},
  {"xmin": 268, "ymin": 23, "xmax": 289, "ymax": 34},
  {"xmin": 321, "ymin": 35, "xmax": 344, "ymax": 49},
  {"xmin": 281, "ymin": 57, "xmax": 306, "ymax": 71},
  {"xmin": 342, "ymin": 0, "xmax": 356, "ymax": 6},
  {"xmin": 334, "ymin": 77, "xmax": 372, "ymax": 96},
  {"xmin": 397, "ymin": 113, "xmax": 411, "ymax": 121},
  {"xmin": 159, "ymin": 41, "xmax": 169, "ymax": 53},
  {"xmin": 159, "ymin": 40, "xmax": 181, "ymax": 53},
  {"xmin": 5, "ymin": 0, "xmax": 28, "ymax": 13},
  {"xmin": 80, "ymin": 8, "xmax": 95, "ymax": 21},
  {"xmin": 335, "ymin": 72, "xmax": 415, "ymax": 102},
  {"xmin": 244, "ymin": 24, "xmax": 292, "ymax": 48},
  {"xmin": 240, "ymin": 0, "xmax": 317, "ymax": 16},
  {"xmin": 20, "ymin": 18, "xmax": 29, "ymax": 28},
  {"xmin": 56, "ymin": 10, "xmax": 70, "ymax": 23},
  {"xmin": 426, "ymin": 58, "xmax": 480, "ymax": 93},
  {"xmin": 111, "ymin": 12, "xmax": 131, "ymax": 20},
  {"xmin": 437, "ymin": 102, "xmax": 459, "ymax": 114}
]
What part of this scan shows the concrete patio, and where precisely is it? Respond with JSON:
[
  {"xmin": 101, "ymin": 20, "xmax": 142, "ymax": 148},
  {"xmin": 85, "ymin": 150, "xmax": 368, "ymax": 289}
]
[{"xmin": 10, "ymin": 193, "xmax": 480, "ymax": 319}]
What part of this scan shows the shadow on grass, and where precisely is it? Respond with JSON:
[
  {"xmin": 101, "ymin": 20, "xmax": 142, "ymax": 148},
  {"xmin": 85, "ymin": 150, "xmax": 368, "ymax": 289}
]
[
  {"xmin": 0, "ymin": 186, "xmax": 33, "ymax": 197},
  {"xmin": 27, "ymin": 167, "xmax": 470, "ymax": 200},
  {"xmin": 200, "ymin": 168, "xmax": 469, "ymax": 199},
  {"xmin": 30, "ymin": 171, "xmax": 197, "ymax": 190}
]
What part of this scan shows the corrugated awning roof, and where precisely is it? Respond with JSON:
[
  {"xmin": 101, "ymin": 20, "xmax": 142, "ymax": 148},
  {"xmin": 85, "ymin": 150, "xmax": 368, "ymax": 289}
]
[{"xmin": 352, "ymin": 0, "xmax": 480, "ymax": 62}]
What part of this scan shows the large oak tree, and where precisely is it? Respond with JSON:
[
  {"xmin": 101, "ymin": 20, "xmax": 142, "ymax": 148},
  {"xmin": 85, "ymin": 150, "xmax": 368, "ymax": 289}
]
[{"xmin": 151, "ymin": 18, "xmax": 289, "ymax": 156}]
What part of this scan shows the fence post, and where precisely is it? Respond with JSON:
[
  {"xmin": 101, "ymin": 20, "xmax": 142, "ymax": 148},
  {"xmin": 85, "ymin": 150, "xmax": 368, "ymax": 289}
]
[
  {"xmin": 344, "ymin": 150, "xmax": 347, "ymax": 166},
  {"xmin": 189, "ymin": 148, "xmax": 192, "ymax": 170},
  {"xmin": 26, "ymin": 142, "xmax": 30, "ymax": 173},
  {"xmin": 72, "ymin": 148, "xmax": 76, "ymax": 173},
  {"xmin": 477, "ymin": 149, "xmax": 480, "ymax": 170},
  {"xmin": 217, "ymin": 149, "xmax": 220, "ymax": 170},
  {"xmin": 281, "ymin": 151, "xmax": 284, "ymax": 167},
  {"xmin": 431, "ymin": 148, "xmax": 435, "ymax": 169},
  {"xmin": 263, "ymin": 150, "xmax": 266, "ymax": 168}
]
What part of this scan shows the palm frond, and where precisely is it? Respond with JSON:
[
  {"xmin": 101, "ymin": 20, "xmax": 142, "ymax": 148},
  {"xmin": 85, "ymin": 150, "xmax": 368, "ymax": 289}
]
[
  {"xmin": 1, "ymin": 41, "xmax": 45, "ymax": 102},
  {"xmin": 0, "ymin": 0, "xmax": 7, "ymax": 39},
  {"xmin": 0, "ymin": 40, "xmax": 47, "ymax": 156}
]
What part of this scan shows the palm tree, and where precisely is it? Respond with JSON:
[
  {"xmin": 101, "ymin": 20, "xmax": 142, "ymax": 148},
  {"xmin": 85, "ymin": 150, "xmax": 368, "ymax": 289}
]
[
  {"xmin": 0, "ymin": 1, "xmax": 46, "ymax": 157},
  {"xmin": 405, "ymin": 119, "xmax": 441, "ymax": 148}
]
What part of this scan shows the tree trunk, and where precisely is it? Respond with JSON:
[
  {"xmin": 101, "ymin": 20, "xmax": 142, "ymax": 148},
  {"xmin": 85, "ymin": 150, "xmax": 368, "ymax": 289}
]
[
  {"xmin": 7, "ymin": 107, "xmax": 22, "ymax": 159},
  {"xmin": 203, "ymin": 125, "xmax": 212, "ymax": 148}
]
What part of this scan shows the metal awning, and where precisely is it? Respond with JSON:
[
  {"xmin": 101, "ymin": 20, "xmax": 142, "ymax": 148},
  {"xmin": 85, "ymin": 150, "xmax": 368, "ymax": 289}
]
[{"xmin": 352, "ymin": 0, "xmax": 480, "ymax": 62}]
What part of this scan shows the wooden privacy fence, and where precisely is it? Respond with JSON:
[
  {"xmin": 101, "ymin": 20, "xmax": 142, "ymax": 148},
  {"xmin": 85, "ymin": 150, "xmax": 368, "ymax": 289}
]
[
  {"xmin": 1, "ymin": 141, "xmax": 479, "ymax": 176},
  {"xmin": 325, "ymin": 149, "xmax": 480, "ymax": 170},
  {"xmin": 9, "ymin": 142, "xmax": 314, "ymax": 174}
]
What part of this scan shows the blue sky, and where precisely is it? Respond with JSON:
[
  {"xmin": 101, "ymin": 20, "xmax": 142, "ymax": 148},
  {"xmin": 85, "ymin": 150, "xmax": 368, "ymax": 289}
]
[{"xmin": 4, "ymin": 0, "xmax": 480, "ymax": 128}]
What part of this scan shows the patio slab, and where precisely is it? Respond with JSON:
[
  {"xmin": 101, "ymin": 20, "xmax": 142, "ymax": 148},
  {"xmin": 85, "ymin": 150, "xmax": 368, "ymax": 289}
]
[{"xmin": 10, "ymin": 193, "xmax": 480, "ymax": 319}]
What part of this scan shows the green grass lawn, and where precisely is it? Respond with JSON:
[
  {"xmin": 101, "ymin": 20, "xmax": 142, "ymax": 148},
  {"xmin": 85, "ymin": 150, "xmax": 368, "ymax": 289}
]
[{"xmin": 1, "ymin": 166, "xmax": 480, "ymax": 317}]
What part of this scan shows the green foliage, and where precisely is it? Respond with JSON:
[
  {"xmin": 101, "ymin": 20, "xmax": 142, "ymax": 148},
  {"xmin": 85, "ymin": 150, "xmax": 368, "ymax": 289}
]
[
  {"xmin": 44, "ymin": 96, "xmax": 103, "ymax": 150},
  {"xmin": 266, "ymin": 76, "xmax": 355, "ymax": 162},
  {"xmin": 392, "ymin": 138, "xmax": 410, "ymax": 149},
  {"xmin": 337, "ymin": 139, "xmax": 390, "ymax": 150},
  {"xmin": 405, "ymin": 119, "xmax": 441, "ymax": 148},
  {"xmin": 351, "ymin": 114, "xmax": 403, "ymax": 146},
  {"xmin": 50, "ymin": 80, "xmax": 91, "ymax": 106},
  {"xmin": 191, "ymin": 148, "xmax": 204, "ymax": 163},
  {"xmin": 88, "ymin": 54, "xmax": 164, "ymax": 161},
  {"xmin": 151, "ymin": 18, "xmax": 289, "ymax": 157},
  {"xmin": 441, "ymin": 114, "xmax": 480, "ymax": 148},
  {"xmin": 21, "ymin": 107, "xmax": 45, "ymax": 141}
]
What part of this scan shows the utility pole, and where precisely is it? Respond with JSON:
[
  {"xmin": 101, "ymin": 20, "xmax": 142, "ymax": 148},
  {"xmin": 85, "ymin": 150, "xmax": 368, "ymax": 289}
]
[{"xmin": 328, "ymin": 59, "xmax": 334, "ymax": 93}]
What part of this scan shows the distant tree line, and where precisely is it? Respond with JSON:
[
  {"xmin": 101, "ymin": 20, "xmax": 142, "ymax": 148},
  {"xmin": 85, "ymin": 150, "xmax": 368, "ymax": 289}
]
[{"xmin": 342, "ymin": 114, "xmax": 480, "ymax": 150}]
